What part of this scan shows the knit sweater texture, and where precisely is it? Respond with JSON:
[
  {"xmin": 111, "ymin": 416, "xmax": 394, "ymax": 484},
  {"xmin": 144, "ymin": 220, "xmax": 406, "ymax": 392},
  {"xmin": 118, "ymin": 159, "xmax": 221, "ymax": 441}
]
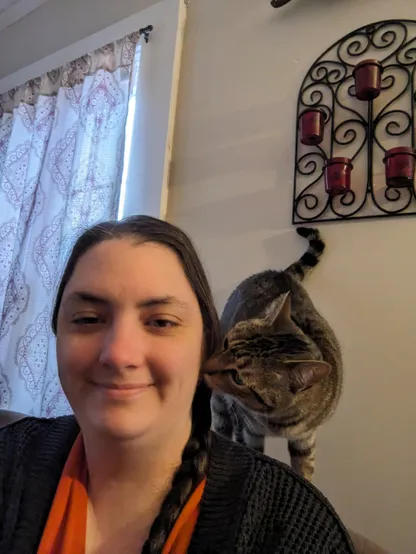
[{"xmin": 0, "ymin": 416, "xmax": 356, "ymax": 554}]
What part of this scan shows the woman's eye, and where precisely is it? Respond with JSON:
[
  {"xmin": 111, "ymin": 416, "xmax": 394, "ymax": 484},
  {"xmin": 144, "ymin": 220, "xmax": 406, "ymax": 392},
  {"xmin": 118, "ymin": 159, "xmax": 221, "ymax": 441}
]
[
  {"xmin": 147, "ymin": 319, "xmax": 178, "ymax": 329},
  {"xmin": 72, "ymin": 316, "xmax": 100, "ymax": 325}
]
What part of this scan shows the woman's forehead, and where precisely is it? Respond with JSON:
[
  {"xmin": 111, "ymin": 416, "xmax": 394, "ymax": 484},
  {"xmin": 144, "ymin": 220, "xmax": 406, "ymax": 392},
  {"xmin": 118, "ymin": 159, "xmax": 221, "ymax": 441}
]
[{"xmin": 63, "ymin": 239, "xmax": 197, "ymax": 305}]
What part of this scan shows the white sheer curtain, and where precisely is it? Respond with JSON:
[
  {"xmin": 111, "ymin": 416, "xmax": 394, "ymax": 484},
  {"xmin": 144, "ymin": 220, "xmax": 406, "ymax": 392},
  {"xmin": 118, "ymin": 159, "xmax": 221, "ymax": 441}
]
[{"xmin": 0, "ymin": 32, "xmax": 145, "ymax": 416}]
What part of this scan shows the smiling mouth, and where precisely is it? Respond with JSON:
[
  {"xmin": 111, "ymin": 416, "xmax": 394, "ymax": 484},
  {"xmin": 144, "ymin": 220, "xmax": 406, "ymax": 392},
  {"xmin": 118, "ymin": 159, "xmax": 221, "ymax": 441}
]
[
  {"xmin": 92, "ymin": 382, "xmax": 154, "ymax": 399},
  {"xmin": 95, "ymin": 383, "xmax": 153, "ymax": 389}
]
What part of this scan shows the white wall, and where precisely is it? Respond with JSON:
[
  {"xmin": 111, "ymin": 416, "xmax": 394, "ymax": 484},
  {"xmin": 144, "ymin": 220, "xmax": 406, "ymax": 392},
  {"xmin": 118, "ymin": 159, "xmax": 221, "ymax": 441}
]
[
  {"xmin": 169, "ymin": 1, "xmax": 415, "ymax": 553},
  {"xmin": 1, "ymin": 0, "xmax": 414, "ymax": 552}
]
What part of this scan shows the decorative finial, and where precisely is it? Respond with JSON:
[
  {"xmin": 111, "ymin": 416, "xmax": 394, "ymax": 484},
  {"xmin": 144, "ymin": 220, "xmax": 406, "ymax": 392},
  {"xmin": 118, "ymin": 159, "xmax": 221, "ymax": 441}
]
[
  {"xmin": 139, "ymin": 25, "xmax": 154, "ymax": 43},
  {"xmin": 270, "ymin": 0, "xmax": 292, "ymax": 7}
]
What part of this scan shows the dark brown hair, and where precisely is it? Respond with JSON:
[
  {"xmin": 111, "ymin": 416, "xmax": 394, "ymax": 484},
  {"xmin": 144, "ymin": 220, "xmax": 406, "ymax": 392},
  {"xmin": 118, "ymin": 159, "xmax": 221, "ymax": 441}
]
[{"xmin": 52, "ymin": 215, "xmax": 220, "ymax": 554}]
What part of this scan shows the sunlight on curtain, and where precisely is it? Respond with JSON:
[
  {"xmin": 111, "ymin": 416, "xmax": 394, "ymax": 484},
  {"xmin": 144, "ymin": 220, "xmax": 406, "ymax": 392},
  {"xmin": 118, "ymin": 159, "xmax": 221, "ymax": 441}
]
[{"xmin": 118, "ymin": 43, "xmax": 142, "ymax": 219}]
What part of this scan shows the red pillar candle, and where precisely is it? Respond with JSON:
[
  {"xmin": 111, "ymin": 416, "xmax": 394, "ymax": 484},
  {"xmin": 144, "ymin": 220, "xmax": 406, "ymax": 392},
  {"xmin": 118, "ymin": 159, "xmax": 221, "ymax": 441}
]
[
  {"xmin": 353, "ymin": 59, "xmax": 383, "ymax": 101},
  {"xmin": 383, "ymin": 146, "xmax": 416, "ymax": 188},
  {"xmin": 299, "ymin": 108, "xmax": 325, "ymax": 146},
  {"xmin": 324, "ymin": 157, "xmax": 353, "ymax": 196}
]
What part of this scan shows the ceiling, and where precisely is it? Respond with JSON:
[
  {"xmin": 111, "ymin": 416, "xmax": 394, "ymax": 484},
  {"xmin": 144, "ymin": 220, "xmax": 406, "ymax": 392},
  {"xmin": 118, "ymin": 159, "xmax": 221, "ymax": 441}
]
[
  {"xmin": 0, "ymin": 0, "xmax": 49, "ymax": 31},
  {"xmin": 0, "ymin": 0, "xmax": 19, "ymax": 11}
]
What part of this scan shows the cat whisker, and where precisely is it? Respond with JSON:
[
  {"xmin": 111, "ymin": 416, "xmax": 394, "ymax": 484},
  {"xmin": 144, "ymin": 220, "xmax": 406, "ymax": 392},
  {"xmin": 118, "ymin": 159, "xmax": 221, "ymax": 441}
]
[{"xmin": 240, "ymin": 408, "xmax": 267, "ymax": 433}]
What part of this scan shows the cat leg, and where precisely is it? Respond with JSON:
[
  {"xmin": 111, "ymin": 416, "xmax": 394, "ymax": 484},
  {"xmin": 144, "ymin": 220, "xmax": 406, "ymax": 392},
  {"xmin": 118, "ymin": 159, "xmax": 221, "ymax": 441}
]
[
  {"xmin": 288, "ymin": 431, "xmax": 316, "ymax": 481},
  {"xmin": 210, "ymin": 393, "xmax": 234, "ymax": 439}
]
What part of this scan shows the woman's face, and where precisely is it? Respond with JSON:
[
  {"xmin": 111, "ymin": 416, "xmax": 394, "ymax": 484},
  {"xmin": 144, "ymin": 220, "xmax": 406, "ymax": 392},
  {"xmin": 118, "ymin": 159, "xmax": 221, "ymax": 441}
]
[{"xmin": 56, "ymin": 239, "xmax": 204, "ymax": 442}]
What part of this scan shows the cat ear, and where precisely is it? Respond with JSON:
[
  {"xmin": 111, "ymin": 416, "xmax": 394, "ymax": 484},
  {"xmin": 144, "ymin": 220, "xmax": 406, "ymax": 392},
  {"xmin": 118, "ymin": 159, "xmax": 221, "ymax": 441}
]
[
  {"xmin": 289, "ymin": 360, "xmax": 331, "ymax": 393},
  {"xmin": 264, "ymin": 292, "xmax": 292, "ymax": 329}
]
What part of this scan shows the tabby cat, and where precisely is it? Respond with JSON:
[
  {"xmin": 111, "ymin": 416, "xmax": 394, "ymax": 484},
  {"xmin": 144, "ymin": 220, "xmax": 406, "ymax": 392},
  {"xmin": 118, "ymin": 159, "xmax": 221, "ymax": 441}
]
[{"xmin": 203, "ymin": 227, "xmax": 342, "ymax": 481}]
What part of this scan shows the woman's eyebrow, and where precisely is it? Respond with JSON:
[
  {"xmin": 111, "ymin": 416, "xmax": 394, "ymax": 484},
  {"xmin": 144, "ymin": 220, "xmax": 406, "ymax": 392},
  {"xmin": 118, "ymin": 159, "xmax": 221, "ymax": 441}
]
[
  {"xmin": 64, "ymin": 291, "xmax": 190, "ymax": 309},
  {"xmin": 138, "ymin": 295, "xmax": 190, "ymax": 309}
]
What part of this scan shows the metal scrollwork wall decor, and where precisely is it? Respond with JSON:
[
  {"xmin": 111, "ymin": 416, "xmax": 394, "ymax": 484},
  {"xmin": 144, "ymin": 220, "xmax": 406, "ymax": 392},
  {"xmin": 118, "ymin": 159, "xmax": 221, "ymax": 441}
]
[{"xmin": 293, "ymin": 20, "xmax": 416, "ymax": 224}]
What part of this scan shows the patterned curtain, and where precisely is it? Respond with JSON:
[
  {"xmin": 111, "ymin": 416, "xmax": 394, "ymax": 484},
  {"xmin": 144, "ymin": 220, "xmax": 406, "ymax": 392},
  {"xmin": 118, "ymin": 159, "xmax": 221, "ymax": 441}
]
[{"xmin": 0, "ymin": 32, "xmax": 142, "ymax": 416}]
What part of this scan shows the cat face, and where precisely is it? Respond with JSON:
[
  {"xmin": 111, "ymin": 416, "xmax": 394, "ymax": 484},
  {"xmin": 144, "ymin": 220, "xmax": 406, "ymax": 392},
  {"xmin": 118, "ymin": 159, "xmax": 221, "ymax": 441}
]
[{"xmin": 203, "ymin": 293, "xmax": 331, "ymax": 414}]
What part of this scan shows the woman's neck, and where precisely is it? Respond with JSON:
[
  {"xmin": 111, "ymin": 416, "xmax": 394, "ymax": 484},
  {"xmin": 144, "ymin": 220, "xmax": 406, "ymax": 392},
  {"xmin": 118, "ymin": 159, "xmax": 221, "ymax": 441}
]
[
  {"xmin": 82, "ymin": 419, "xmax": 192, "ymax": 553},
  {"xmin": 83, "ymin": 418, "xmax": 191, "ymax": 496}
]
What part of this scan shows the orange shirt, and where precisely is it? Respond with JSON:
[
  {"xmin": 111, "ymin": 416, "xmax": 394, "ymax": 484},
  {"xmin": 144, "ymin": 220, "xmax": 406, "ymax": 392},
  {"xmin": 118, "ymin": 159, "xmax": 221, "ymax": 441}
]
[{"xmin": 37, "ymin": 435, "xmax": 206, "ymax": 554}]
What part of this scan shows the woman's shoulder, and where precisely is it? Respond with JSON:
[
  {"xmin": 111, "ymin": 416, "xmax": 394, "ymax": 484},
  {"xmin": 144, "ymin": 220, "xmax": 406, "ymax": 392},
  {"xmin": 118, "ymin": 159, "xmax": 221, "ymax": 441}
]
[
  {"xmin": 199, "ymin": 433, "xmax": 355, "ymax": 553},
  {"xmin": 209, "ymin": 431, "xmax": 340, "ymax": 507},
  {"xmin": 0, "ymin": 416, "xmax": 80, "ymax": 550},
  {"xmin": 0, "ymin": 415, "xmax": 79, "ymax": 464}
]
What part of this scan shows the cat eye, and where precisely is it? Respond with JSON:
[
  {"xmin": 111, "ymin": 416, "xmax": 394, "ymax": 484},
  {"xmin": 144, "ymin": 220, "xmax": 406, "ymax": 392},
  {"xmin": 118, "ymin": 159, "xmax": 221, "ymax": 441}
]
[
  {"xmin": 223, "ymin": 337, "xmax": 229, "ymax": 350},
  {"xmin": 230, "ymin": 370, "xmax": 244, "ymax": 386}
]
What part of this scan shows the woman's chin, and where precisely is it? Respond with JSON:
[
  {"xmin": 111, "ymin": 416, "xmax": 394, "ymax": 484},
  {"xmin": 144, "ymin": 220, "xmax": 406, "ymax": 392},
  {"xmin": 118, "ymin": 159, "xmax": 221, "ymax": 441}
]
[
  {"xmin": 82, "ymin": 399, "xmax": 159, "ymax": 442},
  {"xmin": 90, "ymin": 412, "xmax": 156, "ymax": 441},
  {"xmin": 77, "ymin": 385, "xmax": 158, "ymax": 437}
]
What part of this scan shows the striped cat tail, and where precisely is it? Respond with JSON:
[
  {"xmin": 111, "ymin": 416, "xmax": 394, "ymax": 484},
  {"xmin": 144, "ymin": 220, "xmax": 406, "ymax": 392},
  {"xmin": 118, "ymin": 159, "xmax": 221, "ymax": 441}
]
[{"xmin": 286, "ymin": 227, "xmax": 325, "ymax": 281}]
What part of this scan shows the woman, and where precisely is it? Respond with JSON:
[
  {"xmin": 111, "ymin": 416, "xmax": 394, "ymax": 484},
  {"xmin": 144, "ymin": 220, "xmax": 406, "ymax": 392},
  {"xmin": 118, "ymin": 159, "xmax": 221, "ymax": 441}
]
[{"xmin": 0, "ymin": 216, "xmax": 355, "ymax": 554}]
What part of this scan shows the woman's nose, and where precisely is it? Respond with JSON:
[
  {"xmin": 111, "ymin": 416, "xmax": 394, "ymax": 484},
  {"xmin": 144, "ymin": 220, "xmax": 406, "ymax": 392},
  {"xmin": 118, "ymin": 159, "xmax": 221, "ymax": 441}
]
[{"xmin": 99, "ymin": 320, "xmax": 145, "ymax": 370}]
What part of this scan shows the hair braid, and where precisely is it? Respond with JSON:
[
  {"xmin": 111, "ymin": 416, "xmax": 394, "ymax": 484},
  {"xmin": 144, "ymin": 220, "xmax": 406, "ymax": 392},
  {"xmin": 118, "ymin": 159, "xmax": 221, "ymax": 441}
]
[{"xmin": 142, "ymin": 381, "xmax": 212, "ymax": 554}]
